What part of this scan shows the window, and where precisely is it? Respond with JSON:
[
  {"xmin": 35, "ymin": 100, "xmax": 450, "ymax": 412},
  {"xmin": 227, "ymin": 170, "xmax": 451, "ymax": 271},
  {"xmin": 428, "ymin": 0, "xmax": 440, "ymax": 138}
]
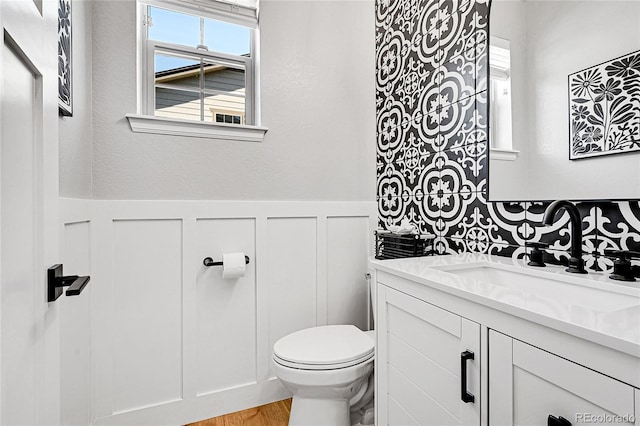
[
  {"xmin": 128, "ymin": 0, "xmax": 266, "ymax": 141},
  {"xmin": 212, "ymin": 110, "xmax": 244, "ymax": 124}
]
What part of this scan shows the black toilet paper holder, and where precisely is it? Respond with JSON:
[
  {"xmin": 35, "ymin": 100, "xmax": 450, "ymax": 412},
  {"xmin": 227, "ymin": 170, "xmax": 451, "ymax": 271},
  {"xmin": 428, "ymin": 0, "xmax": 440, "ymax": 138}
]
[{"xmin": 203, "ymin": 255, "xmax": 250, "ymax": 267}]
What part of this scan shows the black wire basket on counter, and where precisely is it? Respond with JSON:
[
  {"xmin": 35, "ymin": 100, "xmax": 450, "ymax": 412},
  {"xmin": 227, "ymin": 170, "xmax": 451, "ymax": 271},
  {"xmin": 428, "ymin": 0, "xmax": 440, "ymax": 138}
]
[{"xmin": 374, "ymin": 230, "xmax": 436, "ymax": 260}]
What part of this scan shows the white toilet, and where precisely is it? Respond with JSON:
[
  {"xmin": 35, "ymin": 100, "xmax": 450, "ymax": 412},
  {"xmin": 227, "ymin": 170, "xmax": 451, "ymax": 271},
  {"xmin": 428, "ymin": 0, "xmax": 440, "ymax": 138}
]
[
  {"xmin": 272, "ymin": 325, "xmax": 375, "ymax": 426},
  {"xmin": 272, "ymin": 273, "xmax": 376, "ymax": 426}
]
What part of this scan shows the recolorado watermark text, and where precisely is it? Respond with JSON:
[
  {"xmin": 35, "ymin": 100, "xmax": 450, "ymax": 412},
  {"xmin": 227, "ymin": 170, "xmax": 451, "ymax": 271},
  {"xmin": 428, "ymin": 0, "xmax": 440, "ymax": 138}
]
[{"xmin": 575, "ymin": 413, "xmax": 635, "ymax": 423}]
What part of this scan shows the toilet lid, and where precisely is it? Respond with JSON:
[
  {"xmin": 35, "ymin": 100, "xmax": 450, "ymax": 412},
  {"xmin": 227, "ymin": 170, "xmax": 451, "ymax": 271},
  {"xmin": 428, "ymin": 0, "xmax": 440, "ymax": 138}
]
[{"xmin": 273, "ymin": 325, "xmax": 374, "ymax": 368}]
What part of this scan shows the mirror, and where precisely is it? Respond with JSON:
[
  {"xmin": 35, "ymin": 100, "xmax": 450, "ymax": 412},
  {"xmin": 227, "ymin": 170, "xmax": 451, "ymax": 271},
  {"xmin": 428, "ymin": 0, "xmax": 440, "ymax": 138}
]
[{"xmin": 488, "ymin": 0, "xmax": 640, "ymax": 201}]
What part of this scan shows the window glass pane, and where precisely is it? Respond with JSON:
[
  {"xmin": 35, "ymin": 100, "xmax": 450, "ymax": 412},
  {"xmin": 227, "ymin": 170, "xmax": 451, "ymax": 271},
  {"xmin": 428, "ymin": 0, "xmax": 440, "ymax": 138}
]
[
  {"xmin": 204, "ymin": 19, "xmax": 251, "ymax": 56},
  {"xmin": 155, "ymin": 87, "xmax": 202, "ymax": 121},
  {"xmin": 155, "ymin": 53, "xmax": 200, "ymax": 90},
  {"xmin": 205, "ymin": 96, "xmax": 245, "ymax": 124},
  {"xmin": 202, "ymin": 59, "xmax": 246, "ymax": 124},
  {"xmin": 148, "ymin": 6, "xmax": 200, "ymax": 47},
  {"xmin": 202, "ymin": 61, "xmax": 246, "ymax": 95}
]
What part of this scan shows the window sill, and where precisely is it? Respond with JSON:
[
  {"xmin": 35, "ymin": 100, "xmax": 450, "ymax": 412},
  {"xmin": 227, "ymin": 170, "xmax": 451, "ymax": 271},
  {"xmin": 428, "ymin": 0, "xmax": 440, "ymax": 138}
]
[
  {"xmin": 125, "ymin": 114, "xmax": 268, "ymax": 142},
  {"xmin": 490, "ymin": 148, "xmax": 520, "ymax": 161}
]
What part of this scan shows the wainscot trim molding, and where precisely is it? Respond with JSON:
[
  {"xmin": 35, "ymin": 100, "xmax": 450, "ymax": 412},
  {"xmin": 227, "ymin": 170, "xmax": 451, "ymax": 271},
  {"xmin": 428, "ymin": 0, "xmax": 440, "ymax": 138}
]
[{"xmin": 59, "ymin": 197, "xmax": 376, "ymax": 426}]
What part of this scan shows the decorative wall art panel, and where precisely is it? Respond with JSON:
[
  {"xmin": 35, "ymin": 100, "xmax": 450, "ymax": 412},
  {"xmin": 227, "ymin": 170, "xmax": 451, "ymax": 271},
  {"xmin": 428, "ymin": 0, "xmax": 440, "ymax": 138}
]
[
  {"xmin": 569, "ymin": 50, "xmax": 640, "ymax": 159},
  {"xmin": 376, "ymin": 0, "xmax": 640, "ymax": 273},
  {"xmin": 58, "ymin": 0, "xmax": 73, "ymax": 116}
]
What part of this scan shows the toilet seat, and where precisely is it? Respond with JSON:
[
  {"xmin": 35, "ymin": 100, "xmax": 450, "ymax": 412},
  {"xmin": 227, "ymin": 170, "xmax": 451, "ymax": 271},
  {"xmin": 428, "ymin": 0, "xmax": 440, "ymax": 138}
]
[
  {"xmin": 273, "ymin": 350, "xmax": 373, "ymax": 370},
  {"xmin": 273, "ymin": 325, "xmax": 374, "ymax": 371}
]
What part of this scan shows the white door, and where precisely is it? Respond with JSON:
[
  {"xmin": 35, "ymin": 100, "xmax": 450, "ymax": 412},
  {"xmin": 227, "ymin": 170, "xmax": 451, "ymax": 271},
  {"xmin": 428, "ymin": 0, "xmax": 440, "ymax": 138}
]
[
  {"xmin": 1, "ymin": 0, "xmax": 60, "ymax": 424},
  {"xmin": 489, "ymin": 330, "xmax": 637, "ymax": 425},
  {"xmin": 376, "ymin": 285, "xmax": 481, "ymax": 426}
]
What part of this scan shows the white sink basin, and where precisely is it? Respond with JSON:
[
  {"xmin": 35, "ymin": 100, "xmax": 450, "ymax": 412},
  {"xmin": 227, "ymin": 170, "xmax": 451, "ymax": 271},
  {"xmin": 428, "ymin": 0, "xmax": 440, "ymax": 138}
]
[
  {"xmin": 370, "ymin": 254, "xmax": 640, "ymax": 355},
  {"xmin": 443, "ymin": 264, "xmax": 639, "ymax": 312}
]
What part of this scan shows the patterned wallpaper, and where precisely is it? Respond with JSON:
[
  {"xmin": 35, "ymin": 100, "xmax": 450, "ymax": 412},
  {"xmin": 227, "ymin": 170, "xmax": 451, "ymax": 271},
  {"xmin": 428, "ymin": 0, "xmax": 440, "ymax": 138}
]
[{"xmin": 375, "ymin": 0, "xmax": 640, "ymax": 272}]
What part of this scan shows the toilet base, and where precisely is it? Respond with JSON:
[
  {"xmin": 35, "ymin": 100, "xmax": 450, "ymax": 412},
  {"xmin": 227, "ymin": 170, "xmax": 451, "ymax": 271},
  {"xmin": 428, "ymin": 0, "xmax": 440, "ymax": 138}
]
[
  {"xmin": 350, "ymin": 397, "xmax": 374, "ymax": 426},
  {"xmin": 289, "ymin": 397, "xmax": 350, "ymax": 426}
]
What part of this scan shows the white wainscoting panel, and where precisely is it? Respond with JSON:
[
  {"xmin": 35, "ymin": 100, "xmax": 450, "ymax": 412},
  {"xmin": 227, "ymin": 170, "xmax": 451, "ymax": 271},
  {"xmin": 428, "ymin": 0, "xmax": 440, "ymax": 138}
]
[
  {"xmin": 112, "ymin": 220, "xmax": 183, "ymax": 413},
  {"xmin": 195, "ymin": 218, "xmax": 257, "ymax": 396},
  {"xmin": 61, "ymin": 221, "xmax": 91, "ymax": 275},
  {"xmin": 58, "ymin": 199, "xmax": 375, "ymax": 425},
  {"xmin": 60, "ymin": 220, "xmax": 92, "ymax": 426},
  {"xmin": 266, "ymin": 217, "xmax": 318, "ymax": 378},
  {"xmin": 326, "ymin": 216, "xmax": 371, "ymax": 329}
]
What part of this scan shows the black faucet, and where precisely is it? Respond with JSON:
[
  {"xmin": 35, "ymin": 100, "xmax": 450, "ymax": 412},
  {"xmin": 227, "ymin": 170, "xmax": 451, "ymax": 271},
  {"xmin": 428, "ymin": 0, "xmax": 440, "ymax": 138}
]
[{"xmin": 542, "ymin": 200, "xmax": 587, "ymax": 274}]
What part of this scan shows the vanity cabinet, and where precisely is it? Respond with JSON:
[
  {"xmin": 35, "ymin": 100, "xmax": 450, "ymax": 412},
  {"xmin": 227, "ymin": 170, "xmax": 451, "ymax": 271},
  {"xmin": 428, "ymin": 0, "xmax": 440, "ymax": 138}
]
[
  {"xmin": 374, "ymin": 268, "xmax": 640, "ymax": 426},
  {"xmin": 489, "ymin": 331, "xmax": 637, "ymax": 425},
  {"xmin": 376, "ymin": 285, "xmax": 481, "ymax": 425}
]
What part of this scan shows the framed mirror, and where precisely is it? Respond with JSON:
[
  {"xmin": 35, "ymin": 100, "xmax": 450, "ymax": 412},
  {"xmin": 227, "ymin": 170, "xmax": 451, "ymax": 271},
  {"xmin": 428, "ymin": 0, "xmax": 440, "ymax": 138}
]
[{"xmin": 488, "ymin": 0, "xmax": 640, "ymax": 201}]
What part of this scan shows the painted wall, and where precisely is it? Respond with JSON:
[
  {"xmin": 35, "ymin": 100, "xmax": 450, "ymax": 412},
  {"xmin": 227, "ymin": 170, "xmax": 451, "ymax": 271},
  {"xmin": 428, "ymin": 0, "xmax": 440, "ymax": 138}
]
[
  {"xmin": 490, "ymin": 1, "xmax": 640, "ymax": 201},
  {"xmin": 91, "ymin": 0, "xmax": 375, "ymax": 200},
  {"xmin": 376, "ymin": 0, "xmax": 640, "ymax": 272},
  {"xmin": 58, "ymin": 0, "xmax": 93, "ymax": 198}
]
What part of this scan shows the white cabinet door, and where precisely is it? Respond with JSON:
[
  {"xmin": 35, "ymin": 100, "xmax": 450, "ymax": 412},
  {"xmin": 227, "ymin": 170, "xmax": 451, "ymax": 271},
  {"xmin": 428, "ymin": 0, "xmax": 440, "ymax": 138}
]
[
  {"xmin": 489, "ymin": 330, "xmax": 637, "ymax": 426},
  {"xmin": 377, "ymin": 285, "xmax": 481, "ymax": 426}
]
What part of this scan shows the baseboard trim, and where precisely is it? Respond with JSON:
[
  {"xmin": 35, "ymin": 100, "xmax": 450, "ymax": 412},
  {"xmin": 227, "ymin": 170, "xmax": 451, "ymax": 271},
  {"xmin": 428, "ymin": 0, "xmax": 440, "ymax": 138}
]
[{"xmin": 93, "ymin": 379, "xmax": 291, "ymax": 426}]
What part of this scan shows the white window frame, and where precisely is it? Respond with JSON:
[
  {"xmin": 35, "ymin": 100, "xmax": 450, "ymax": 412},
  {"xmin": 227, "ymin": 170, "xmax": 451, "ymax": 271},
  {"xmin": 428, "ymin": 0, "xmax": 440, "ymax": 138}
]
[{"xmin": 127, "ymin": 0, "xmax": 267, "ymax": 142}]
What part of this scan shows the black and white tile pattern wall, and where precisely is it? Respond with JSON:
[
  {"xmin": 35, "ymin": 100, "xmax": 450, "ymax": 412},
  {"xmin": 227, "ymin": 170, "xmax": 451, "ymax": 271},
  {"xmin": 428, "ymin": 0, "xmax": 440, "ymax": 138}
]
[{"xmin": 376, "ymin": 0, "xmax": 640, "ymax": 272}]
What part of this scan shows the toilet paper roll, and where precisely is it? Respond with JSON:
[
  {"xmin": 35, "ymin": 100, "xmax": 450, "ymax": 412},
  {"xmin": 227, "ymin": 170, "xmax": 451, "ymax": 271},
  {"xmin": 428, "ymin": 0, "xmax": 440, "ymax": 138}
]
[{"xmin": 222, "ymin": 252, "xmax": 247, "ymax": 279}]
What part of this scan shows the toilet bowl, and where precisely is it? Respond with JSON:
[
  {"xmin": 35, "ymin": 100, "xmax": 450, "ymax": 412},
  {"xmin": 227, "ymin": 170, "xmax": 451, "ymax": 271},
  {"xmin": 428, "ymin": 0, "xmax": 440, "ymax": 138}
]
[{"xmin": 272, "ymin": 325, "xmax": 375, "ymax": 426}]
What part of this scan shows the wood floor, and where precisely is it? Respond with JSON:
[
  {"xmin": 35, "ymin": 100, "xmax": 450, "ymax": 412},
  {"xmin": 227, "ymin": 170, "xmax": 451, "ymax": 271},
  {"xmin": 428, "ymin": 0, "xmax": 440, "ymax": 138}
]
[{"xmin": 187, "ymin": 399, "xmax": 292, "ymax": 426}]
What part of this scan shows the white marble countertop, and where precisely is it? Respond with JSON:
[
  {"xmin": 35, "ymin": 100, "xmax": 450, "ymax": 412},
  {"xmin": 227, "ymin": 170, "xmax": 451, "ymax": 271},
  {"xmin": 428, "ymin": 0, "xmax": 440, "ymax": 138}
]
[{"xmin": 369, "ymin": 254, "xmax": 640, "ymax": 358}]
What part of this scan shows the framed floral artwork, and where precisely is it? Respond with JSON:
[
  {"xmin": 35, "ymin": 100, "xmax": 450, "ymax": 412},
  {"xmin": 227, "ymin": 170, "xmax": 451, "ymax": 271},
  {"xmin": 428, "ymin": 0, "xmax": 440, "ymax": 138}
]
[
  {"xmin": 58, "ymin": 0, "xmax": 72, "ymax": 116},
  {"xmin": 568, "ymin": 50, "xmax": 640, "ymax": 159}
]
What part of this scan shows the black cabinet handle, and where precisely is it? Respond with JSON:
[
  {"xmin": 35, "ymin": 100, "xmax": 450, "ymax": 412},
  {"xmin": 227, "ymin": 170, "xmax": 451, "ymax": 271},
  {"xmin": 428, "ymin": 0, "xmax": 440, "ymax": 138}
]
[
  {"xmin": 460, "ymin": 350, "xmax": 475, "ymax": 403},
  {"xmin": 548, "ymin": 415, "xmax": 572, "ymax": 426}
]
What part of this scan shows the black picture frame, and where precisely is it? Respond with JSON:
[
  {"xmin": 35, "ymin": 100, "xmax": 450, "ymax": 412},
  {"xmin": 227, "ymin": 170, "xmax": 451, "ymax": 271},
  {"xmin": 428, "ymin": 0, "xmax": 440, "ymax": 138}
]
[
  {"xmin": 58, "ymin": 0, "xmax": 73, "ymax": 117},
  {"xmin": 568, "ymin": 50, "xmax": 640, "ymax": 160}
]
